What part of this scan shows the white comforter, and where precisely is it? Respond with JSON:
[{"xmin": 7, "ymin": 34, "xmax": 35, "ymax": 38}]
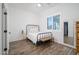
[
  {"xmin": 27, "ymin": 32, "xmax": 38, "ymax": 44},
  {"xmin": 27, "ymin": 31, "xmax": 52, "ymax": 44}
]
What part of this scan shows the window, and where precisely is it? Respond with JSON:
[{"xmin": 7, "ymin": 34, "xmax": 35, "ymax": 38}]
[
  {"xmin": 47, "ymin": 16, "xmax": 53, "ymax": 29},
  {"xmin": 47, "ymin": 15, "xmax": 60, "ymax": 30},
  {"xmin": 53, "ymin": 15, "xmax": 60, "ymax": 30}
]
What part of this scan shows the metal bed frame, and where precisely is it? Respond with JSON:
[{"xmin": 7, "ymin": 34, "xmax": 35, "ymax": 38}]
[
  {"xmin": 37, "ymin": 32, "xmax": 52, "ymax": 42},
  {"xmin": 26, "ymin": 24, "xmax": 40, "ymax": 35},
  {"xmin": 26, "ymin": 24, "xmax": 52, "ymax": 44}
]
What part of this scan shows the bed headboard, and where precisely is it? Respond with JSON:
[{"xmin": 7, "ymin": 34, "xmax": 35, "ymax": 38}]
[{"xmin": 26, "ymin": 24, "xmax": 40, "ymax": 34}]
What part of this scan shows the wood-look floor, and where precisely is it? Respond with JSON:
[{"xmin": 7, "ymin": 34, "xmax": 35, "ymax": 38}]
[
  {"xmin": 64, "ymin": 36, "xmax": 74, "ymax": 46},
  {"xmin": 9, "ymin": 39, "xmax": 76, "ymax": 55}
]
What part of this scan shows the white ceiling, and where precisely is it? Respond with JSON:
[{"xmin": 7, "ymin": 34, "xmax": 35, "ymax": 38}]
[{"xmin": 8, "ymin": 3, "xmax": 60, "ymax": 13}]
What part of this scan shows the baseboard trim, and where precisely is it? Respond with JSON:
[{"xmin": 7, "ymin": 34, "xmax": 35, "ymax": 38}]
[{"xmin": 9, "ymin": 38, "xmax": 26, "ymax": 43}]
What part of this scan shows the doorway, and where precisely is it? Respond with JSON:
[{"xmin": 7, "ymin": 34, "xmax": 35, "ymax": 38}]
[
  {"xmin": 64, "ymin": 22, "xmax": 68, "ymax": 36},
  {"xmin": 64, "ymin": 22, "xmax": 74, "ymax": 46}
]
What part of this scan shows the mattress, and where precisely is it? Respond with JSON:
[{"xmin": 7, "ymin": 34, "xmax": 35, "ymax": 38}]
[{"xmin": 27, "ymin": 31, "xmax": 52, "ymax": 44}]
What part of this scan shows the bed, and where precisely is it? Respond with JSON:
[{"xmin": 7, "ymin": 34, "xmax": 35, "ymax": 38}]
[{"xmin": 26, "ymin": 25, "xmax": 52, "ymax": 44}]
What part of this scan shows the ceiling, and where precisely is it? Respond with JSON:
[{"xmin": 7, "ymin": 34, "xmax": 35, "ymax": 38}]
[{"xmin": 8, "ymin": 3, "xmax": 60, "ymax": 13}]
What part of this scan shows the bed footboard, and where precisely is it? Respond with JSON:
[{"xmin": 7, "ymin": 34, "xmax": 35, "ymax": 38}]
[{"xmin": 37, "ymin": 32, "xmax": 52, "ymax": 42}]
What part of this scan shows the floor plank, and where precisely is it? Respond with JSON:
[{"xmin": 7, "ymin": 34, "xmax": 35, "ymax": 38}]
[
  {"xmin": 64, "ymin": 36, "xmax": 74, "ymax": 46},
  {"xmin": 9, "ymin": 39, "xmax": 76, "ymax": 55}
]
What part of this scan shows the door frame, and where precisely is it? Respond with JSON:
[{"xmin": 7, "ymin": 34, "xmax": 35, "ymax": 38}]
[{"xmin": 63, "ymin": 21, "xmax": 75, "ymax": 48}]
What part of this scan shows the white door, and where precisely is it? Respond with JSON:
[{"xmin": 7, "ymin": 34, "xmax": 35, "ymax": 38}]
[
  {"xmin": 0, "ymin": 3, "xmax": 2, "ymax": 55},
  {"xmin": 2, "ymin": 3, "xmax": 8, "ymax": 55}
]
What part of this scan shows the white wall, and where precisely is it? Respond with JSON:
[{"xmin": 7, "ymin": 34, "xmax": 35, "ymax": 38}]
[
  {"xmin": 8, "ymin": 6, "xmax": 40, "ymax": 42},
  {"xmin": 0, "ymin": 3, "xmax": 2, "ymax": 55},
  {"xmin": 40, "ymin": 11, "xmax": 63, "ymax": 44},
  {"xmin": 39, "ymin": 4, "xmax": 79, "ymax": 47}
]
